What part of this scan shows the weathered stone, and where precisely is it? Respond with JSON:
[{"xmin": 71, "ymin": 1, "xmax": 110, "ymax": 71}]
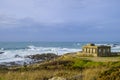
[
  {"xmin": 82, "ymin": 43, "xmax": 111, "ymax": 57},
  {"xmin": 49, "ymin": 77, "xmax": 66, "ymax": 80}
]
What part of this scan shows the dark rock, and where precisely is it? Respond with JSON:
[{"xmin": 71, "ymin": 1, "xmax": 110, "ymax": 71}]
[
  {"xmin": 26, "ymin": 53, "xmax": 58, "ymax": 61},
  {"xmin": 14, "ymin": 55, "xmax": 22, "ymax": 58},
  {"xmin": 8, "ymin": 62, "xmax": 16, "ymax": 65},
  {"xmin": 0, "ymin": 52, "xmax": 4, "ymax": 54}
]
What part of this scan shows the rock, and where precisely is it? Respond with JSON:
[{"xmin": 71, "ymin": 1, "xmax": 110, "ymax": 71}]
[
  {"xmin": 14, "ymin": 55, "xmax": 22, "ymax": 58},
  {"xmin": 26, "ymin": 53, "xmax": 58, "ymax": 61},
  {"xmin": 49, "ymin": 77, "xmax": 66, "ymax": 80},
  {"xmin": 0, "ymin": 52, "xmax": 4, "ymax": 54}
]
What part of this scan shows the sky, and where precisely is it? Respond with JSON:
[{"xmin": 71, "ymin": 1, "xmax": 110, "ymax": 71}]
[{"xmin": 0, "ymin": 0, "xmax": 120, "ymax": 42}]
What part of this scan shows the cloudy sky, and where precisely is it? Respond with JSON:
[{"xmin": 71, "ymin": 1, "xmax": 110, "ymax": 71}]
[{"xmin": 0, "ymin": 0, "xmax": 120, "ymax": 42}]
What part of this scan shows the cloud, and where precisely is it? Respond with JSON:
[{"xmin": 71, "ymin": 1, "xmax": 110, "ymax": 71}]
[
  {"xmin": 0, "ymin": 0, "xmax": 120, "ymax": 25},
  {"xmin": 0, "ymin": 0, "xmax": 120, "ymax": 41}
]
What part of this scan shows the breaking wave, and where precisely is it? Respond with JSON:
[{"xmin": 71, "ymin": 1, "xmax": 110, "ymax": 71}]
[{"xmin": 0, "ymin": 45, "xmax": 81, "ymax": 64}]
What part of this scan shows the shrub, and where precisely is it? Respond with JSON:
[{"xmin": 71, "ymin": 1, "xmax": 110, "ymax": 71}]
[{"xmin": 98, "ymin": 66, "xmax": 120, "ymax": 80}]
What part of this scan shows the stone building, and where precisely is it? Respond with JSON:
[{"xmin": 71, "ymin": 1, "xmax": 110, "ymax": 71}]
[{"xmin": 82, "ymin": 43, "xmax": 111, "ymax": 57}]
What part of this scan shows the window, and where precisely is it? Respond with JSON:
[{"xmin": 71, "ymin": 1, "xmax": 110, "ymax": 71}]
[
  {"xmin": 103, "ymin": 49, "xmax": 106, "ymax": 53},
  {"xmin": 99, "ymin": 49, "xmax": 101, "ymax": 53},
  {"xmin": 83, "ymin": 48, "xmax": 85, "ymax": 52},
  {"xmin": 87, "ymin": 48, "xmax": 90, "ymax": 53},
  {"xmin": 93, "ymin": 49, "xmax": 96, "ymax": 53},
  {"xmin": 107, "ymin": 48, "xmax": 110, "ymax": 52},
  {"xmin": 84, "ymin": 48, "xmax": 86, "ymax": 52}
]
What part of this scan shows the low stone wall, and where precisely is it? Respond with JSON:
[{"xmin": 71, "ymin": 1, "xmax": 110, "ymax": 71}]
[{"xmin": 111, "ymin": 52, "xmax": 120, "ymax": 56}]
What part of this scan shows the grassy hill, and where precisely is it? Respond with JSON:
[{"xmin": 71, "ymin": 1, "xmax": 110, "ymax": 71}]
[{"xmin": 0, "ymin": 53, "xmax": 120, "ymax": 80}]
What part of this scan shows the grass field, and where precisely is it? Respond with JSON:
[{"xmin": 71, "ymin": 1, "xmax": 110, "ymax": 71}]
[{"xmin": 0, "ymin": 53, "xmax": 120, "ymax": 80}]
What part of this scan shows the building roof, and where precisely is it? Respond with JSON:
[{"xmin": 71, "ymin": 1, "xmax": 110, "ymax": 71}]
[{"xmin": 86, "ymin": 43, "xmax": 95, "ymax": 46}]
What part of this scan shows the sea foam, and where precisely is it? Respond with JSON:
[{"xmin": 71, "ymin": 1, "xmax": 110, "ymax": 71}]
[{"xmin": 0, "ymin": 45, "xmax": 81, "ymax": 64}]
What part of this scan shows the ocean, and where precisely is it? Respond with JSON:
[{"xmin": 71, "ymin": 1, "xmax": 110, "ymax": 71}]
[{"xmin": 0, "ymin": 42, "xmax": 120, "ymax": 65}]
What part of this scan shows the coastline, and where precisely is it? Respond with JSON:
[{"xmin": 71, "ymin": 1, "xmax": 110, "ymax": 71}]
[
  {"xmin": 0, "ymin": 51, "xmax": 119, "ymax": 80},
  {"xmin": 0, "ymin": 50, "xmax": 120, "ymax": 67}
]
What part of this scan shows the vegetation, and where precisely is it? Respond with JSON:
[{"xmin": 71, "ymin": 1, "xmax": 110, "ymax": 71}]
[
  {"xmin": 0, "ymin": 53, "xmax": 120, "ymax": 80},
  {"xmin": 98, "ymin": 66, "xmax": 120, "ymax": 80}
]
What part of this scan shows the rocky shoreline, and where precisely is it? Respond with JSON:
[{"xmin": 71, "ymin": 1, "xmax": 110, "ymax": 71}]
[{"xmin": 0, "ymin": 53, "xmax": 59, "ymax": 67}]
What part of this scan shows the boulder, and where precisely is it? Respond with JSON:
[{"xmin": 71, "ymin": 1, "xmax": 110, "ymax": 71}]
[{"xmin": 49, "ymin": 77, "xmax": 66, "ymax": 80}]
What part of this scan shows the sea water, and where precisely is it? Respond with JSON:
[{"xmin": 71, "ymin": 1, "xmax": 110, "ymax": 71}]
[{"xmin": 0, "ymin": 42, "xmax": 120, "ymax": 65}]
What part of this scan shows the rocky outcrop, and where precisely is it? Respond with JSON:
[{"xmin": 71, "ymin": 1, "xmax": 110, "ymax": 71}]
[{"xmin": 26, "ymin": 53, "xmax": 58, "ymax": 61}]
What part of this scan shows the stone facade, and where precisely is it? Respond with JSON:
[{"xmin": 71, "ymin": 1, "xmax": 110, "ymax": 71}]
[{"xmin": 82, "ymin": 43, "xmax": 111, "ymax": 57}]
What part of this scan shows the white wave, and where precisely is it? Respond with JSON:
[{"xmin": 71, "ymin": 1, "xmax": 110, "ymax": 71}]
[
  {"xmin": 27, "ymin": 45, "xmax": 81, "ymax": 54},
  {"xmin": 76, "ymin": 43, "xmax": 81, "ymax": 45},
  {"xmin": 0, "ymin": 46, "xmax": 81, "ymax": 64},
  {"xmin": 111, "ymin": 45, "xmax": 120, "ymax": 52},
  {"xmin": 0, "ymin": 48, "xmax": 4, "ymax": 51},
  {"xmin": 95, "ymin": 43, "xmax": 109, "ymax": 46},
  {"xmin": 0, "ymin": 58, "xmax": 25, "ymax": 63}
]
